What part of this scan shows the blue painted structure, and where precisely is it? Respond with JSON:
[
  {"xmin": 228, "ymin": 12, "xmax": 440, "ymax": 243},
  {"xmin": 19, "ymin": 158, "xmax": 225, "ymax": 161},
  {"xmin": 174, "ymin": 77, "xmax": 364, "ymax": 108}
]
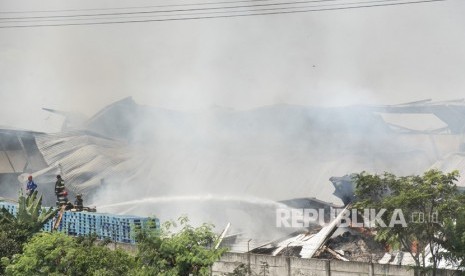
[{"xmin": 0, "ymin": 202, "xmax": 158, "ymax": 244}]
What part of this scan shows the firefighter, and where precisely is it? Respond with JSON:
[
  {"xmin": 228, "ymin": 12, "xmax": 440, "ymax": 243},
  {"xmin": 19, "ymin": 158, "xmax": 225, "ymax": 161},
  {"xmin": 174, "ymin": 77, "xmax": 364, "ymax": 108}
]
[
  {"xmin": 55, "ymin": 175, "xmax": 65, "ymax": 196},
  {"xmin": 75, "ymin": 194, "xmax": 84, "ymax": 211},
  {"xmin": 55, "ymin": 175, "xmax": 67, "ymax": 207},
  {"xmin": 25, "ymin": 175, "xmax": 37, "ymax": 196}
]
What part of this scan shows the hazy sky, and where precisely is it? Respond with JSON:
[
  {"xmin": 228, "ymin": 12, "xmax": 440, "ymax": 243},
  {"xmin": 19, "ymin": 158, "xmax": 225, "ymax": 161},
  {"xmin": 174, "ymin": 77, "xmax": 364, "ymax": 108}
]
[{"xmin": 1, "ymin": 0, "xmax": 464, "ymax": 132}]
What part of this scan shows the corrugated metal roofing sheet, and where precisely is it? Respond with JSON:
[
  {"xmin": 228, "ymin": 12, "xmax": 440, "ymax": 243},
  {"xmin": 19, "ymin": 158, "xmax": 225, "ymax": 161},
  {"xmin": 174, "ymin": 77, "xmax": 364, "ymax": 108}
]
[{"xmin": 33, "ymin": 131, "xmax": 134, "ymax": 194}]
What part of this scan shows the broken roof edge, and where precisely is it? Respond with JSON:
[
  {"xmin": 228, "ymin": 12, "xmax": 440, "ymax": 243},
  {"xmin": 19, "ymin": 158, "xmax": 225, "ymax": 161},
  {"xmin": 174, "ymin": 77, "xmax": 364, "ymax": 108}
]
[{"xmin": 86, "ymin": 96, "xmax": 136, "ymax": 123}]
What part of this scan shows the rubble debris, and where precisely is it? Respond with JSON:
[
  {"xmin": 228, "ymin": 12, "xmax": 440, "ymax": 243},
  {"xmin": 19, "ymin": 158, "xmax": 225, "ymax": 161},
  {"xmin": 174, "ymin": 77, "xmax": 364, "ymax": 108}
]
[
  {"xmin": 322, "ymin": 245, "xmax": 349, "ymax": 261},
  {"xmin": 250, "ymin": 230, "xmax": 321, "ymax": 258},
  {"xmin": 248, "ymin": 205, "xmax": 353, "ymax": 259},
  {"xmin": 316, "ymin": 229, "xmax": 387, "ymax": 262}
]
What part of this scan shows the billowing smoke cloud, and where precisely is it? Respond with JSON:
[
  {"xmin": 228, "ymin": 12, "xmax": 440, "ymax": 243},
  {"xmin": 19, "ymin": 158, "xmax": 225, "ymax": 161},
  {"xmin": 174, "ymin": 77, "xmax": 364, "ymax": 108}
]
[
  {"xmin": 1, "ymin": 1, "xmax": 465, "ymax": 126},
  {"xmin": 77, "ymin": 98, "xmax": 460, "ymax": 237}
]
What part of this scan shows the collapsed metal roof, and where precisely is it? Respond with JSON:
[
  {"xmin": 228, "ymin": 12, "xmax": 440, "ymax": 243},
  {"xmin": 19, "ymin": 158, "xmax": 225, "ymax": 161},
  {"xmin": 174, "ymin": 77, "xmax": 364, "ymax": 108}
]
[
  {"xmin": 32, "ymin": 131, "xmax": 135, "ymax": 193},
  {"xmin": 0, "ymin": 98, "xmax": 461, "ymax": 269},
  {"xmin": 2, "ymin": 97, "xmax": 465, "ymax": 206}
]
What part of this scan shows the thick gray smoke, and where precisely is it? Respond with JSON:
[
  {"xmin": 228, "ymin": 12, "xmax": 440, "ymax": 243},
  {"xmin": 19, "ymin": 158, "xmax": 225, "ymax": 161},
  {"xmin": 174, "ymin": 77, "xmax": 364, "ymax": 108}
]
[
  {"xmin": 1, "ymin": 0, "xmax": 465, "ymax": 128},
  {"xmin": 80, "ymin": 98, "xmax": 460, "ymax": 237}
]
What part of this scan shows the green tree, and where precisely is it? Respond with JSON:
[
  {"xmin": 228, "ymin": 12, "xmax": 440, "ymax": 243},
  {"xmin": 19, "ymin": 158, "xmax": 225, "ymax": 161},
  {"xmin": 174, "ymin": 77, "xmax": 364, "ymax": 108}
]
[
  {"xmin": 5, "ymin": 232, "xmax": 136, "ymax": 276},
  {"xmin": 0, "ymin": 226, "xmax": 25, "ymax": 264},
  {"xmin": 135, "ymin": 216, "xmax": 227, "ymax": 276},
  {"xmin": 353, "ymin": 169, "xmax": 465, "ymax": 275},
  {"xmin": 0, "ymin": 191, "xmax": 58, "ymax": 273},
  {"xmin": 441, "ymin": 206, "xmax": 465, "ymax": 268}
]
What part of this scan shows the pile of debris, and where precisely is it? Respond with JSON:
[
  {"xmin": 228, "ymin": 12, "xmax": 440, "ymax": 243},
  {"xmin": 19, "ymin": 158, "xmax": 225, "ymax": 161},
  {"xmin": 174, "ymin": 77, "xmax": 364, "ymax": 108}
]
[{"xmin": 315, "ymin": 229, "xmax": 387, "ymax": 262}]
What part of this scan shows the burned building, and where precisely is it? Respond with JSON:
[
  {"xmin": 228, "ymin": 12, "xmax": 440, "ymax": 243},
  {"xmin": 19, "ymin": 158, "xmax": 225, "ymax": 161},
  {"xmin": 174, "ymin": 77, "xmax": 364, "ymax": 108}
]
[{"xmin": 0, "ymin": 98, "xmax": 465, "ymax": 234}]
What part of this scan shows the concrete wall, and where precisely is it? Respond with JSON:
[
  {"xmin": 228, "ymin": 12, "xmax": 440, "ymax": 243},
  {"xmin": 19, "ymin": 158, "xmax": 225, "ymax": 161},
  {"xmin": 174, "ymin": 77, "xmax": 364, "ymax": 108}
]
[{"xmin": 212, "ymin": 253, "xmax": 459, "ymax": 276}]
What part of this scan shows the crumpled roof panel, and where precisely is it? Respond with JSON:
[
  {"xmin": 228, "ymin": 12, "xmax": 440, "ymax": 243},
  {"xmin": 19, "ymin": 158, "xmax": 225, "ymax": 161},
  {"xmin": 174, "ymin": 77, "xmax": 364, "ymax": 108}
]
[{"xmin": 33, "ymin": 132, "xmax": 134, "ymax": 194}]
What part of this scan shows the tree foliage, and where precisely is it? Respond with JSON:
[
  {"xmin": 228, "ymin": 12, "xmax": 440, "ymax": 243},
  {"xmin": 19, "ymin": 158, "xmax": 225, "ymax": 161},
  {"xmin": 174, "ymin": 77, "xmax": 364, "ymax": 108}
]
[
  {"xmin": 1, "ymin": 211, "xmax": 226, "ymax": 276},
  {"xmin": 4, "ymin": 232, "xmax": 136, "ymax": 276},
  {"xmin": 135, "ymin": 216, "xmax": 227, "ymax": 276},
  {"xmin": 353, "ymin": 169, "xmax": 465, "ymax": 274},
  {"xmin": 442, "ymin": 207, "xmax": 465, "ymax": 268},
  {"xmin": 0, "ymin": 191, "xmax": 58, "ymax": 273}
]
